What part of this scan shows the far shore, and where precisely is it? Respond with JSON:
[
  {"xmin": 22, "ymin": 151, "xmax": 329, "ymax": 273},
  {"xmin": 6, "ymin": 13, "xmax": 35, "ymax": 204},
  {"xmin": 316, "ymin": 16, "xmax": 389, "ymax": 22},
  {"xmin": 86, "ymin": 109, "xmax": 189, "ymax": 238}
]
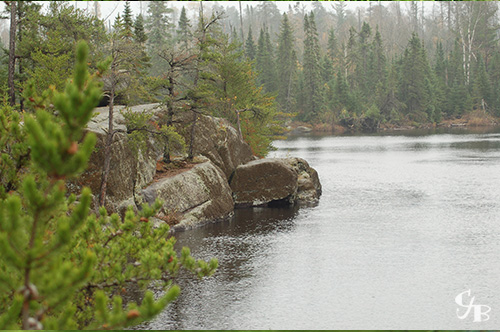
[{"xmin": 286, "ymin": 110, "xmax": 500, "ymax": 136}]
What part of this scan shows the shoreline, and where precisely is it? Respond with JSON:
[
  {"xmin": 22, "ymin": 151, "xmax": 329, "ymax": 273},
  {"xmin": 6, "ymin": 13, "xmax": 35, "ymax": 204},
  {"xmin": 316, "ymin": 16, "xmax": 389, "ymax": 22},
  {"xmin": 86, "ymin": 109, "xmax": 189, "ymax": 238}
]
[{"xmin": 287, "ymin": 111, "xmax": 500, "ymax": 136}]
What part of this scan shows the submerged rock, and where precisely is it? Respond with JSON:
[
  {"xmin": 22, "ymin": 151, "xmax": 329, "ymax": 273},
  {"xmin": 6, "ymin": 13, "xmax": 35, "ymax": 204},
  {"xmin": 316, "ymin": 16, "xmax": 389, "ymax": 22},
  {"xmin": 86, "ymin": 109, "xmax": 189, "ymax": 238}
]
[
  {"xmin": 230, "ymin": 157, "xmax": 321, "ymax": 208},
  {"xmin": 140, "ymin": 157, "xmax": 234, "ymax": 231}
]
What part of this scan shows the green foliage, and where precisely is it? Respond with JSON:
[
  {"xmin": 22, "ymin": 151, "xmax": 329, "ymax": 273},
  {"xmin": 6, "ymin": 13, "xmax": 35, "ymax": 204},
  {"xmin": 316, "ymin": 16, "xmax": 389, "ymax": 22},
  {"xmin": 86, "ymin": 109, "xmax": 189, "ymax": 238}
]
[
  {"xmin": 160, "ymin": 125, "xmax": 187, "ymax": 160},
  {"xmin": 0, "ymin": 41, "xmax": 216, "ymax": 330},
  {"xmin": 8, "ymin": 1, "xmax": 500, "ymax": 138},
  {"xmin": 146, "ymin": 1, "xmax": 174, "ymax": 76},
  {"xmin": 398, "ymin": 34, "xmax": 436, "ymax": 122},
  {"xmin": 193, "ymin": 27, "xmax": 280, "ymax": 157},
  {"xmin": 18, "ymin": 2, "xmax": 107, "ymax": 99},
  {"xmin": 365, "ymin": 104, "xmax": 382, "ymax": 121},
  {"xmin": 245, "ymin": 26, "xmax": 256, "ymax": 61},
  {"xmin": 301, "ymin": 12, "xmax": 322, "ymax": 122},
  {"xmin": 121, "ymin": 108, "xmax": 186, "ymax": 162},
  {"xmin": 106, "ymin": 6, "xmax": 151, "ymax": 107},
  {"xmin": 134, "ymin": 14, "xmax": 148, "ymax": 45},
  {"xmin": 244, "ymin": 5, "xmax": 500, "ymax": 129},
  {"xmin": 176, "ymin": 6, "xmax": 192, "ymax": 50},
  {"xmin": 256, "ymin": 28, "xmax": 276, "ymax": 94},
  {"xmin": 122, "ymin": 1, "xmax": 134, "ymax": 39},
  {"xmin": 276, "ymin": 13, "xmax": 297, "ymax": 114},
  {"xmin": 0, "ymin": 99, "xmax": 28, "ymax": 199},
  {"xmin": 121, "ymin": 109, "xmax": 153, "ymax": 155}
]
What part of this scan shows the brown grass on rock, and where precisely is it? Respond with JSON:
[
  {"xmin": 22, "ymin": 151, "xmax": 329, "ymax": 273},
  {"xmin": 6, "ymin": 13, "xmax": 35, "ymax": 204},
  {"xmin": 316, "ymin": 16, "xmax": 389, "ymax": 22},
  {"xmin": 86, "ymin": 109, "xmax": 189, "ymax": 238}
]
[{"xmin": 153, "ymin": 159, "xmax": 196, "ymax": 182}]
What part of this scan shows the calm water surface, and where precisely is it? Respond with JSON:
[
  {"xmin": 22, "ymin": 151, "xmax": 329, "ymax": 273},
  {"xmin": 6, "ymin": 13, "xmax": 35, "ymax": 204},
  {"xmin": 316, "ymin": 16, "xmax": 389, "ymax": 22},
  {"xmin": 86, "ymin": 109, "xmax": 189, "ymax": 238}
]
[{"xmin": 140, "ymin": 128, "xmax": 500, "ymax": 330}]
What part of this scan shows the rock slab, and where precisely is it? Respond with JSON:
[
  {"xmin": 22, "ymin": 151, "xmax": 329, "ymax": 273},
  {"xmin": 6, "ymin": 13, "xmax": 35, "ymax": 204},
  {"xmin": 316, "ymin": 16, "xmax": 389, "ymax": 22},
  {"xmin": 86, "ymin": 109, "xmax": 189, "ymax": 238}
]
[
  {"xmin": 68, "ymin": 104, "xmax": 162, "ymax": 213},
  {"xmin": 175, "ymin": 113, "xmax": 254, "ymax": 180},
  {"xmin": 141, "ymin": 158, "xmax": 234, "ymax": 231}
]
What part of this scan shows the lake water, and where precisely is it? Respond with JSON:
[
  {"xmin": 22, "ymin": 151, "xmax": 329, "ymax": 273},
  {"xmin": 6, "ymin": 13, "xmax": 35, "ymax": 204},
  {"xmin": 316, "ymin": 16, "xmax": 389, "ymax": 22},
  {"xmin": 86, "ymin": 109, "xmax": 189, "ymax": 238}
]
[{"xmin": 139, "ymin": 128, "xmax": 500, "ymax": 330}]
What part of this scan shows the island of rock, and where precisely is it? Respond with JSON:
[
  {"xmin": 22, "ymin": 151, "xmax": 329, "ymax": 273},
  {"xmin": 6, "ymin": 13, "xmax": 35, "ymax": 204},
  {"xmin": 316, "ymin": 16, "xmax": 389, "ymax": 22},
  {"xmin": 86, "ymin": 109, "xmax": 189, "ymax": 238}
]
[{"xmin": 70, "ymin": 103, "xmax": 322, "ymax": 231}]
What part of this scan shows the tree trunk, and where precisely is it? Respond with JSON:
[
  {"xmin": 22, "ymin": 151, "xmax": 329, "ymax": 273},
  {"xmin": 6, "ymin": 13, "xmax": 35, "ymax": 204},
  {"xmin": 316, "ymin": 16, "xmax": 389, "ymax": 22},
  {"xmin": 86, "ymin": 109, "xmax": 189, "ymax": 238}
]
[
  {"xmin": 239, "ymin": 1, "xmax": 244, "ymax": 41},
  {"xmin": 18, "ymin": 9, "xmax": 24, "ymax": 112},
  {"xmin": 236, "ymin": 110, "xmax": 243, "ymax": 140},
  {"xmin": 8, "ymin": 1, "xmax": 17, "ymax": 107},
  {"xmin": 99, "ymin": 88, "xmax": 114, "ymax": 207},
  {"xmin": 188, "ymin": 110, "xmax": 197, "ymax": 160}
]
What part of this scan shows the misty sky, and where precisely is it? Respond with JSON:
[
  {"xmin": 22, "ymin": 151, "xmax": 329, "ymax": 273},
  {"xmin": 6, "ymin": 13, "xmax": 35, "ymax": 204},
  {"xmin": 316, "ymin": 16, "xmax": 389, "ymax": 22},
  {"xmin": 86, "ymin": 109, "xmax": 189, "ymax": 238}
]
[{"xmin": 66, "ymin": 1, "xmax": 420, "ymax": 26}]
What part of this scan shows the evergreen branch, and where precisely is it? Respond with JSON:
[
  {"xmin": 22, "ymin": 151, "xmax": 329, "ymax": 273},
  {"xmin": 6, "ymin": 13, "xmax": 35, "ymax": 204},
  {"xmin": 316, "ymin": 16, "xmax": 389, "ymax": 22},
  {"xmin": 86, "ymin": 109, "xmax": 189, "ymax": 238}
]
[
  {"xmin": 7, "ymin": 237, "xmax": 23, "ymax": 257},
  {"xmin": 84, "ymin": 275, "xmax": 174, "ymax": 291},
  {"xmin": 102, "ymin": 229, "xmax": 123, "ymax": 248}
]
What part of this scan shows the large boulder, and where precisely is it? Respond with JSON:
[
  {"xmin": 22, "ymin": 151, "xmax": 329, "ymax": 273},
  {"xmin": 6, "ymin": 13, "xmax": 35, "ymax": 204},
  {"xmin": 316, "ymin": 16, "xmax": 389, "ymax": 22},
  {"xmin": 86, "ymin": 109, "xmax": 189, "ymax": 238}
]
[
  {"xmin": 230, "ymin": 157, "xmax": 321, "ymax": 208},
  {"xmin": 230, "ymin": 159, "xmax": 298, "ymax": 207},
  {"xmin": 175, "ymin": 112, "xmax": 254, "ymax": 179},
  {"xmin": 140, "ymin": 157, "xmax": 234, "ymax": 231},
  {"xmin": 68, "ymin": 104, "xmax": 162, "ymax": 213}
]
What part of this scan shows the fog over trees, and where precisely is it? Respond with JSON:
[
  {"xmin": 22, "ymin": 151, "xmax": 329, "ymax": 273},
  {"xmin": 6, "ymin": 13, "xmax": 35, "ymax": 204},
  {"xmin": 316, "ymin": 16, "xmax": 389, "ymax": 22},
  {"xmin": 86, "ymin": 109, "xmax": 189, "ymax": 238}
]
[{"xmin": 3, "ymin": 1, "xmax": 500, "ymax": 130}]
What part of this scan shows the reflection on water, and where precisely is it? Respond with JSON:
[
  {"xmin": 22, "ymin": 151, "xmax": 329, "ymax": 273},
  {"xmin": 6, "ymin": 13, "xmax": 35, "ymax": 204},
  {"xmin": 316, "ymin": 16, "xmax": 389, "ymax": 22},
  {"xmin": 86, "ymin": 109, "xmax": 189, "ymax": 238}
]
[{"xmin": 139, "ymin": 127, "xmax": 500, "ymax": 330}]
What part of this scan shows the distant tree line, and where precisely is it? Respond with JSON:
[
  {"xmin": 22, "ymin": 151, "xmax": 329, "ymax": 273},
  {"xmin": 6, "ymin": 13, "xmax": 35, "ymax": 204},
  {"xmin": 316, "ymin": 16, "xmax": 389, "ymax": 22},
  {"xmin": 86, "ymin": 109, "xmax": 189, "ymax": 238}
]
[
  {"xmin": 232, "ymin": 1, "xmax": 500, "ymax": 129},
  {"xmin": 2, "ymin": 1, "xmax": 500, "ymax": 135}
]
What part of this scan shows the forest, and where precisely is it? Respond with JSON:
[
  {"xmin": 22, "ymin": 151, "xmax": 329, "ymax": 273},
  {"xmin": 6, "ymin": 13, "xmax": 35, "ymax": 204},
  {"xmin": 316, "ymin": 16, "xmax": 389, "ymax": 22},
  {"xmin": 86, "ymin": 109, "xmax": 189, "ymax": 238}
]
[
  {"xmin": 228, "ymin": 1, "xmax": 500, "ymax": 131},
  {"xmin": 2, "ymin": 2, "xmax": 500, "ymax": 139},
  {"xmin": 0, "ymin": 1, "xmax": 500, "ymax": 329}
]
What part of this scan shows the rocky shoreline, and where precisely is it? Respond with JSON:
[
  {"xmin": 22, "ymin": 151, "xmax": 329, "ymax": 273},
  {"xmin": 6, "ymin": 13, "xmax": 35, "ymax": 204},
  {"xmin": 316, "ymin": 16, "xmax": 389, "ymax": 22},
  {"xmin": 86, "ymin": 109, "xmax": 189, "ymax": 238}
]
[{"xmin": 70, "ymin": 104, "xmax": 321, "ymax": 232}]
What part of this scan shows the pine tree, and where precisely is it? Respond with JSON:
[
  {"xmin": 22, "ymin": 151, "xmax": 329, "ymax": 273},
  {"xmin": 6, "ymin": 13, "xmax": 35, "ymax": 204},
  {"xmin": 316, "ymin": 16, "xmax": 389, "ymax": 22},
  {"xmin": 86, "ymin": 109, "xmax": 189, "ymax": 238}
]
[
  {"xmin": 327, "ymin": 28, "xmax": 338, "ymax": 63},
  {"xmin": 471, "ymin": 55, "xmax": 493, "ymax": 112},
  {"xmin": 379, "ymin": 62, "xmax": 405, "ymax": 123},
  {"xmin": 354, "ymin": 22, "xmax": 372, "ymax": 100},
  {"xmin": 398, "ymin": 33, "xmax": 436, "ymax": 122},
  {"xmin": 145, "ymin": 1, "xmax": 173, "ymax": 76},
  {"xmin": 276, "ymin": 13, "xmax": 297, "ymax": 113},
  {"xmin": 334, "ymin": 67, "xmax": 353, "ymax": 117},
  {"xmin": 449, "ymin": 77, "xmax": 472, "ymax": 116},
  {"xmin": 17, "ymin": 1, "xmax": 107, "ymax": 99},
  {"xmin": 0, "ymin": 101, "xmax": 28, "ymax": 198},
  {"xmin": 367, "ymin": 27, "xmax": 387, "ymax": 107},
  {"xmin": 134, "ymin": 14, "xmax": 147, "ymax": 45},
  {"xmin": 345, "ymin": 27, "xmax": 358, "ymax": 87},
  {"xmin": 320, "ymin": 55, "xmax": 334, "ymax": 85},
  {"xmin": 100, "ymin": 7, "xmax": 151, "ymax": 207},
  {"xmin": 122, "ymin": 1, "xmax": 133, "ymax": 39},
  {"xmin": 176, "ymin": 6, "xmax": 191, "ymax": 51},
  {"xmin": 302, "ymin": 12, "xmax": 321, "ymax": 122},
  {"xmin": 434, "ymin": 41, "xmax": 451, "ymax": 117},
  {"xmin": 0, "ymin": 41, "xmax": 217, "ymax": 330},
  {"xmin": 245, "ymin": 26, "xmax": 256, "ymax": 60},
  {"xmin": 256, "ymin": 27, "xmax": 276, "ymax": 93},
  {"xmin": 446, "ymin": 38, "xmax": 470, "ymax": 116},
  {"xmin": 194, "ymin": 26, "xmax": 280, "ymax": 157}
]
